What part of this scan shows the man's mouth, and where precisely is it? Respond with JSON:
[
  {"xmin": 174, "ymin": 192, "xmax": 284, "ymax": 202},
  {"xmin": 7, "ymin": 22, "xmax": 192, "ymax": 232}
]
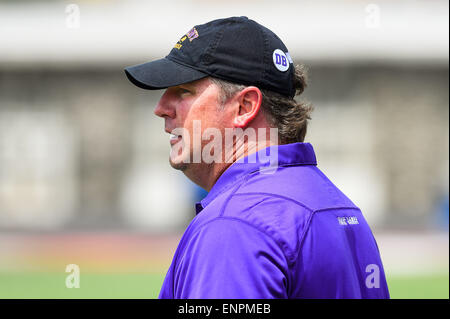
[{"xmin": 170, "ymin": 133, "xmax": 182, "ymax": 145}]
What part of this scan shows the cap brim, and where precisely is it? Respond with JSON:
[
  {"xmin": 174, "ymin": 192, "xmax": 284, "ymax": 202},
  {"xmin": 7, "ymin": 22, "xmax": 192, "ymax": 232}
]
[{"xmin": 124, "ymin": 58, "xmax": 208, "ymax": 90}]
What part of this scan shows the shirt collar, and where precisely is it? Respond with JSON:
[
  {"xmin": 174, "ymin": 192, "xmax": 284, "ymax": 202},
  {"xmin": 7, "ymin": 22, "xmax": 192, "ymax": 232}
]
[{"xmin": 195, "ymin": 142, "xmax": 317, "ymax": 215}]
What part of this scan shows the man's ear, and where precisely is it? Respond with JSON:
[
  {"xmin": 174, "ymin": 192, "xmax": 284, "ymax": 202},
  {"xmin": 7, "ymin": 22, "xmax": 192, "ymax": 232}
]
[{"xmin": 232, "ymin": 87, "xmax": 263, "ymax": 128}]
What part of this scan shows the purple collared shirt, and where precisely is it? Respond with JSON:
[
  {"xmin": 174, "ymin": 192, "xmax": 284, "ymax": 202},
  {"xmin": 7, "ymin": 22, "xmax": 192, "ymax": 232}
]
[{"xmin": 159, "ymin": 143, "xmax": 390, "ymax": 299}]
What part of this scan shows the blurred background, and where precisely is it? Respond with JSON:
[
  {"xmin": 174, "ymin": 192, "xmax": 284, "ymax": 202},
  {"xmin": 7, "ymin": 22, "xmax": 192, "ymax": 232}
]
[{"xmin": 0, "ymin": 0, "xmax": 448, "ymax": 298}]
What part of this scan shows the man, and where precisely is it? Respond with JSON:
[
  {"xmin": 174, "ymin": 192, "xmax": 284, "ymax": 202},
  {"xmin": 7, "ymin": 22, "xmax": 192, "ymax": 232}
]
[{"xmin": 125, "ymin": 16, "xmax": 390, "ymax": 299}]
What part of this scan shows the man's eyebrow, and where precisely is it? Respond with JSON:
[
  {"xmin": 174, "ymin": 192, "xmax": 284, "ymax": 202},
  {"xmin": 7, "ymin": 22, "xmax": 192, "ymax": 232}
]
[
  {"xmin": 179, "ymin": 83, "xmax": 196, "ymax": 89},
  {"xmin": 178, "ymin": 84, "xmax": 199, "ymax": 93},
  {"xmin": 170, "ymin": 84, "xmax": 192, "ymax": 91}
]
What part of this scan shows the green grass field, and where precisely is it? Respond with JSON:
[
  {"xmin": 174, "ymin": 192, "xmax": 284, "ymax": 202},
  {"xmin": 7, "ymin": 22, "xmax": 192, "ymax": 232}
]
[
  {"xmin": 386, "ymin": 274, "xmax": 449, "ymax": 299},
  {"xmin": 0, "ymin": 272, "xmax": 448, "ymax": 299},
  {"xmin": 0, "ymin": 272, "xmax": 165, "ymax": 299}
]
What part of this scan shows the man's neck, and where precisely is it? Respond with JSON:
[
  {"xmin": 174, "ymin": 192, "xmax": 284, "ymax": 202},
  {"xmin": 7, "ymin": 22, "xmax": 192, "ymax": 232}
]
[{"xmin": 185, "ymin": 138, "xmax": 277, "ymax": 192}]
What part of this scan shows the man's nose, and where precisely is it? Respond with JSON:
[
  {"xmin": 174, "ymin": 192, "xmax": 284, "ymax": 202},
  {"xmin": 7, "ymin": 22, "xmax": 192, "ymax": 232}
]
[{"xmin": 154, "ymin": 90, "xmax": 176, "ymax": 119}]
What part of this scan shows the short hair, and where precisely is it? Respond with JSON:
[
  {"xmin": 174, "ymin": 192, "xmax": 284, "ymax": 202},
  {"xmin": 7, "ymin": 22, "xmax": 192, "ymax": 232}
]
[{"xmin": 210, "ymin": 64, "xmax": 313, "ymax": 144}]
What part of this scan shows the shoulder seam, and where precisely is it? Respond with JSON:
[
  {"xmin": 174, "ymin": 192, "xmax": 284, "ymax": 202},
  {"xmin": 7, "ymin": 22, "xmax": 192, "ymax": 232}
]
[
  {"xmin": 231, "ymin": 192, "xmax": 314, "ymax": 212},
  {"xmin": 231, "ymin": 193, "xmax": 359, "ymax": 213},
  {"xmin": 313, "ymin": 206, "xmax": 361, "ymax": 214}
]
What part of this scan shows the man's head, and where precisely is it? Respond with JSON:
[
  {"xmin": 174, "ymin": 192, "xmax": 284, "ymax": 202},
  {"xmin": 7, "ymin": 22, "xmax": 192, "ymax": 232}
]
[{"xmin": 125, "ymin": 16, "xmax": 312, "ymax": 189}]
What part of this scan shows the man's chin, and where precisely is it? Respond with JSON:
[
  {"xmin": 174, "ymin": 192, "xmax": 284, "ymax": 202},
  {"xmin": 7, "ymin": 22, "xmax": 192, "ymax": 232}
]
[{"xmin": 169, "ymin": 157, "xmax": 188, "ymax": 171}]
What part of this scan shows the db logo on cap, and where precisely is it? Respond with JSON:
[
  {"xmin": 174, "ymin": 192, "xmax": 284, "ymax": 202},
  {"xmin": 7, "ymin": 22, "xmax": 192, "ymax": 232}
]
[{"xmin": 273, "ymin": 49, "xmax": 290, "ymax": 72}]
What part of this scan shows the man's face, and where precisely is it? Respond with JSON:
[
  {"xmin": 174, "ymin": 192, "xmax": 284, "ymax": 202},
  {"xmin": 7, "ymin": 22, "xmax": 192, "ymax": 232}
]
[{"xmin": 154, "ymin": 78, "xmax": 231, "ymax": 171}]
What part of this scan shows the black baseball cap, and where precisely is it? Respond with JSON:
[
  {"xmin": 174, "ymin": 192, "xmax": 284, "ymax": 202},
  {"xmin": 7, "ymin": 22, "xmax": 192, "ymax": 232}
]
[{"xmin": 125, "ymin": 16, "xmax": 295, "ymax": 98}]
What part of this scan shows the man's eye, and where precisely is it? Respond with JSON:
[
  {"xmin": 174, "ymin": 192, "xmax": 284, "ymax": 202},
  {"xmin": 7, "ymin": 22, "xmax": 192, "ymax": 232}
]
[{"xmin": 179, "ymin": 88, "xmax": 191, "ymax": 95}]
